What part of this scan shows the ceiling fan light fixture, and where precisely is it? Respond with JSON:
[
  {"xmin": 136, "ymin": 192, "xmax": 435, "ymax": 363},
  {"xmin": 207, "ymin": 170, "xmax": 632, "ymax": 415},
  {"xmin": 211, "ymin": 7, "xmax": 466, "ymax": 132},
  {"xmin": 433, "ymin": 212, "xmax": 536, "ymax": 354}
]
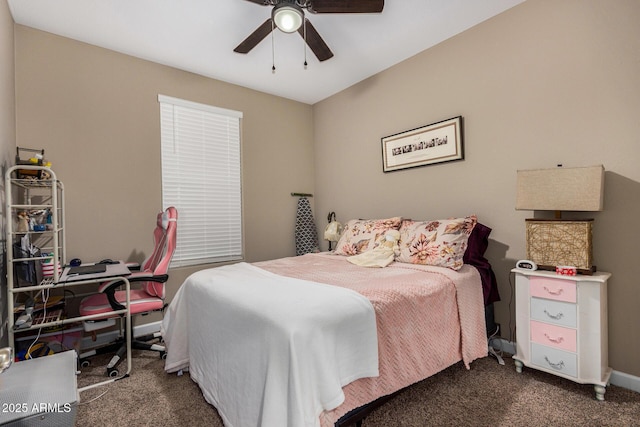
[{"xmin": 272, "ymin": 3, "xmax": 304, "ymax": 33}]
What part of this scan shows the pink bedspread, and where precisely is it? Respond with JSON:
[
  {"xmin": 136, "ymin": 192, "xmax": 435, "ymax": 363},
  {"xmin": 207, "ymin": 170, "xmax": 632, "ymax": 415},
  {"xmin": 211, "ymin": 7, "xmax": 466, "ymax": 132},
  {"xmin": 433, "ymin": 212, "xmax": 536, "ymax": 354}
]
[{"xmin": 255, "ymin": 253, "xmax": 487, "ymax": 426}]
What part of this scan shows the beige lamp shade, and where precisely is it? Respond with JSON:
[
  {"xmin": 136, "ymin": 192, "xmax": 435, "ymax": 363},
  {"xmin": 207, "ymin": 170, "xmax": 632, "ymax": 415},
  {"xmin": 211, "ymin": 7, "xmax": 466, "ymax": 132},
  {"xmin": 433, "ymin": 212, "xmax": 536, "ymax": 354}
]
[
  {"xmin": 516, "ymin": 165, "xmax": 604, "ymax": 212},
  {"xmin": 516, "ymin": 165, "xmax": 605, "ymax": 274}
]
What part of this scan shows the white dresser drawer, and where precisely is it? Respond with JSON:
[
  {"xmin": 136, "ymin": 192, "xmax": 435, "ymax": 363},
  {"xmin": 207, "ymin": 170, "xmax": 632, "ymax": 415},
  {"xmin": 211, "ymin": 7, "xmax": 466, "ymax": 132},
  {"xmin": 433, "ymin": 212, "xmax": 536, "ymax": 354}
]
[
  {"xmin": 530, "ymin": 297, "xmax": 577, "ymax": 328},
  {"xmin": 531, "ymin": 343, "xmax": 577, "ymax": 378}
]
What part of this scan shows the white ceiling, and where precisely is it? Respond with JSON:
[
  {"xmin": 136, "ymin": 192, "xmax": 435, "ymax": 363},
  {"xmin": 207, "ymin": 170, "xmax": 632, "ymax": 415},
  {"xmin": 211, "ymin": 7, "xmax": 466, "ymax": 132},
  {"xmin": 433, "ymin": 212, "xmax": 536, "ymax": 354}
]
[{"xmin": 8, "ymin": 0, "xmax": 525, "ymax": 105}]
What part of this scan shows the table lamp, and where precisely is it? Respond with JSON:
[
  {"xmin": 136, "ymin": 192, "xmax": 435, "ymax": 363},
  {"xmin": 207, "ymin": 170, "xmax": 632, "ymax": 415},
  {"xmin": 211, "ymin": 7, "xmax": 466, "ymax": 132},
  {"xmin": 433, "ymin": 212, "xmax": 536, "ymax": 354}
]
[{"xmin": 516, "ymin": 165, "xmax": 604, "ymax": 274}]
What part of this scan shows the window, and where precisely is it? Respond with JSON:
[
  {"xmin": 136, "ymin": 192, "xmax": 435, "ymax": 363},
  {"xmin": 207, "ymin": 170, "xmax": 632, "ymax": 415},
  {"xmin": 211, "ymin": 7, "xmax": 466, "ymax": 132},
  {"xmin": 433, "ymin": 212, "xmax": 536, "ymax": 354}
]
[{"xmin": 159, "ymin": 95, "xmax": 243, "ymax": 267}]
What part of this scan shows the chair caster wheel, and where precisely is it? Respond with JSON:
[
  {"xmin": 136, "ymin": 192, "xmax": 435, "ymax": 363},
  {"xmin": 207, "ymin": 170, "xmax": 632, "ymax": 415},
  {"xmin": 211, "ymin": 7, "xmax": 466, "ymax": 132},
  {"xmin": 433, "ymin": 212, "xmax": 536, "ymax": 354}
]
[
  {"xmin": 160, "ymin": 351, "xmax": 167, "ymax": 360},
  {"xmin": 107, "ymin": 368, "xmax": 119, "ymax": 377},
  {"xmin": 80, "ymin": 359, "xmax": 91, "ymax": 368}
]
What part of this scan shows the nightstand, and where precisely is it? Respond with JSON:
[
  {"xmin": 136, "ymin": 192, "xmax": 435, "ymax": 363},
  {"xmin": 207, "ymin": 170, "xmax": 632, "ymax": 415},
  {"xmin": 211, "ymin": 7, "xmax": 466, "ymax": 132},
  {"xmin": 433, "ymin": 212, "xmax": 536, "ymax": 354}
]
[{"xmin": 511, "ymin": 268, "xmax": 612, "ymax": 400}]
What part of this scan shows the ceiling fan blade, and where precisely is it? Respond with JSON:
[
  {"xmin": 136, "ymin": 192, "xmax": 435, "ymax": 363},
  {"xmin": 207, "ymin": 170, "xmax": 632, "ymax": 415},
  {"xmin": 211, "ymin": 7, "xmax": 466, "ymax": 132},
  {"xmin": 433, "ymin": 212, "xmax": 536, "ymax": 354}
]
[
  {"xmin": 243, "ymin": 0, "xmax": 270, "ymax": 5},
  {"xmin": 309, "ymin": 0, "xmax": 384, "ymax": 13},
  {"xmin": 298, "ymin": 19, "xmax": 334, "ymax": 62},
  {"xmin": 234, "ymin": 19, "xmax": 273, "ymax": 54}
]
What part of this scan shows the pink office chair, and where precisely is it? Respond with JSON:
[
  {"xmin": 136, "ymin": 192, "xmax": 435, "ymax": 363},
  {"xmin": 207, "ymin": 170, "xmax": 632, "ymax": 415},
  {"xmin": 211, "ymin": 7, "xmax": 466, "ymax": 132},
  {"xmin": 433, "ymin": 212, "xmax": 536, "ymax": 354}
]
[{"xmin": 78, "ymin": 206, "xmax": 177, "ymax": 377}]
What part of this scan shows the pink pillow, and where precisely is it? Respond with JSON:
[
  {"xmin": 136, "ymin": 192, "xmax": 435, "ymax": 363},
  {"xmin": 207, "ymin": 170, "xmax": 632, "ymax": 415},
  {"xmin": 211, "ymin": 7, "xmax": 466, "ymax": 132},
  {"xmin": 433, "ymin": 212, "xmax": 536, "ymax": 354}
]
[
  {"xmin": 396, "ymin": 215, "xmax": 477, "ymax": 270},
  {"xmin": 334, "ymin": 217, "xmax": 403, "ymax": 256}
]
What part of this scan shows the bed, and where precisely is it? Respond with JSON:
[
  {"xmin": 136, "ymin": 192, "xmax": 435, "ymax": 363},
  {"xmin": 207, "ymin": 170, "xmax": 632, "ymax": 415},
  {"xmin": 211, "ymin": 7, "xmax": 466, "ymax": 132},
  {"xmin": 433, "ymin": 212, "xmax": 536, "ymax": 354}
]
[{"xmin": 161, "ymin": 215, "xmax": 500, "ymax": 427}]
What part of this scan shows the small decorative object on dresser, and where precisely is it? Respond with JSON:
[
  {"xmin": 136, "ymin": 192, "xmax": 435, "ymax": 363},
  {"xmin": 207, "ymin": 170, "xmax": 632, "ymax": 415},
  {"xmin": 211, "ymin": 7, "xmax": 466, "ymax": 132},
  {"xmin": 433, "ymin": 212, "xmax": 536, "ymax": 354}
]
[{"xmin": 512, "ymin": 268, "xmax": 612, "ymax": 400}]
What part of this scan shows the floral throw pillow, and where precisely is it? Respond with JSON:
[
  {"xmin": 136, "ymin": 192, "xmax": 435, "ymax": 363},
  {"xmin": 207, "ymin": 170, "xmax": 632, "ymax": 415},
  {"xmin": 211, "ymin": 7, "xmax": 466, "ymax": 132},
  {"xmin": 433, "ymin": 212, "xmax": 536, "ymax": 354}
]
[
  {"xmin": 334, "ymin": 217, "xmax": 403, "ymax": 256},
  {"xmin": 396, "ymin": 215, "xmax": 477, "ymax": 270}
]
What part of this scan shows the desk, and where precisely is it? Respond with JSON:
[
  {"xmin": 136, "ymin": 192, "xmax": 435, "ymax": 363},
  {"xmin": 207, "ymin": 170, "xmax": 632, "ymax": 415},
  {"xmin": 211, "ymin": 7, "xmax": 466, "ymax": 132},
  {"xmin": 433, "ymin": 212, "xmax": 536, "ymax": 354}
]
[
  {"xmin": 0, "ymin": 350, "xmax": 78, "ymax": 426},
  {"xmin": 9, "ymin": 262, "xmax": 132, "ymax": 391},
  {"xmin": 58, "ymin": 261, "xmax": 131, "ymax": 283}
]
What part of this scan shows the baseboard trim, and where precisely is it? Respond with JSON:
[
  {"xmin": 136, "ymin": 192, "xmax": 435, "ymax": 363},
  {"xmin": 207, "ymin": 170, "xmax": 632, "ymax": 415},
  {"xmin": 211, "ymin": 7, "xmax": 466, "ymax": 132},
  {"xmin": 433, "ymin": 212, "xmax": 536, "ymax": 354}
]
[
  {"xmin": 80, "ymin": 320, "xmax": 162, "ymax": 350},
  {"xmin": 610, "ymin": 370, "xmax": 640, "ymax": 394},
  {"xmin": 490, "ymin": 338, "xmax": 640, "ymax": 394}
]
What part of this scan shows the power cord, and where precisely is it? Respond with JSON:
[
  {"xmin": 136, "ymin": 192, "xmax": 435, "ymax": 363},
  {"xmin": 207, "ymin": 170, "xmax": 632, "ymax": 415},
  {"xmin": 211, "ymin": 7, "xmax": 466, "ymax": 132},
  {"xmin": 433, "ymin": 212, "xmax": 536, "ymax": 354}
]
[
  {"xmin": 487, "ymin": 269, "xmax": 516, "ymax": 365},
  {"xmin": 25, "ymin": 288, "xmax": 49, "ymax": 359},
  {"xmin": 78, "ymin": 389, "xmax": 109, "ymax": 405},
  {"xmin": 488, "ymin": 324, "xmax": 505, "ymax": 365}
]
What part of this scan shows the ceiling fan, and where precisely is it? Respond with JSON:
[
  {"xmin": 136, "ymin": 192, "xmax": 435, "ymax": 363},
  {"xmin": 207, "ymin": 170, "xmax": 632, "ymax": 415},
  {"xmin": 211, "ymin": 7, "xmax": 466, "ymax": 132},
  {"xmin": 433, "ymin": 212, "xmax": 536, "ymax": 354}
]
[{"xmin": 234, "ymin": 0, "xmax": 385, "ymax": 62}]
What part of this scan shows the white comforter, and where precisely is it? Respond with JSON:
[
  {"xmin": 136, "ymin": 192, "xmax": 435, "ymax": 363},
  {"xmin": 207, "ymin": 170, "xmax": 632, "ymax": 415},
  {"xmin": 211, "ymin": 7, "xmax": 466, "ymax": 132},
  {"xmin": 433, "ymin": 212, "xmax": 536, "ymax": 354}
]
[{"xmin": 161, "ymin": 262, "xmax": 378, "ymax": 427}]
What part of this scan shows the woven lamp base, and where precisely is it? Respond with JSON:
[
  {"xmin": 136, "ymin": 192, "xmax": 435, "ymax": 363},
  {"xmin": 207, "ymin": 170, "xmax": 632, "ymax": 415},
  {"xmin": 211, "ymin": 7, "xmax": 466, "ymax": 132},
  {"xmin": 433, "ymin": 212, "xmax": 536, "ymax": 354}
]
[{"xmin": 525, "ymin": 219, "xmax": 595, "ymax": 275}]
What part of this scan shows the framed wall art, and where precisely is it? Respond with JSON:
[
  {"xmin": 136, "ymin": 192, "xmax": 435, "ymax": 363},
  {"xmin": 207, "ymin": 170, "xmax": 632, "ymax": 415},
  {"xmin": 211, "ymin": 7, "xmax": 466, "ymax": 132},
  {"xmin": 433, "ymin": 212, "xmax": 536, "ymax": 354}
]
[{"xmin": 381, "ymin": 116, "xmax": 463, "ymax": 172}]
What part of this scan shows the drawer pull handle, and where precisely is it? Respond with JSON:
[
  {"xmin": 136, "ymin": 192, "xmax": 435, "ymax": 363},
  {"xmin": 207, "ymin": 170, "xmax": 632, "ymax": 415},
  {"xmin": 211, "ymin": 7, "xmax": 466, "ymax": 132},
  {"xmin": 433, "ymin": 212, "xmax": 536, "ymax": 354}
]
[
  {"xmin": 544, "ymin": 333, "xmax": 564, "ymax": 344},
  {"xmin": 543, "ymin": 309, "xmax": 564, "ymax": 320},
  {"xmin": 544, "ymin": 356, "xmax": 565, "ymax": 371},
  {"xmin": 543, "ymin": 286, "xmax": 563, "ymax": 296}
]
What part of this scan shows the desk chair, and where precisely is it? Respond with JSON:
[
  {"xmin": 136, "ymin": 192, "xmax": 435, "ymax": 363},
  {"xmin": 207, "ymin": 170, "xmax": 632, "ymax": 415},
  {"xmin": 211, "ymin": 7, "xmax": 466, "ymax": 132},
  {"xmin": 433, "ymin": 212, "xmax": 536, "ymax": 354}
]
[{"xmin": 78, "ymin": 206, "xmax": 177, "ymax": 377}]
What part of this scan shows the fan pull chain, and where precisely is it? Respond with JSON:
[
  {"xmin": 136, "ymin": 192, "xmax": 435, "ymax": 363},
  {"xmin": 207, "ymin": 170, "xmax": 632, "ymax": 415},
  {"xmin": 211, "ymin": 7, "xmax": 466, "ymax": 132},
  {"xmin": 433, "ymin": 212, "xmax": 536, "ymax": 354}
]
[
  {"xmin": 271, "ymin": 19, "xmax": 276, "ymax": 73},
  {"xmin": 303, "ymin": 19, "xmax": 308, "ymax": 70}
]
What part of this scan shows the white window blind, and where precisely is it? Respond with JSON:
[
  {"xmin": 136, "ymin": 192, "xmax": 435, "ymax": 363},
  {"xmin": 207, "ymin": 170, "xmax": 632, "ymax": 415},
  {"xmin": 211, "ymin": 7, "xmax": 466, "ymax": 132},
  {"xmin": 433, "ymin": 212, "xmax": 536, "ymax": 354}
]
[{"xmin": 159, "ymin": 95, "xmax": 243, "ymax": 267}]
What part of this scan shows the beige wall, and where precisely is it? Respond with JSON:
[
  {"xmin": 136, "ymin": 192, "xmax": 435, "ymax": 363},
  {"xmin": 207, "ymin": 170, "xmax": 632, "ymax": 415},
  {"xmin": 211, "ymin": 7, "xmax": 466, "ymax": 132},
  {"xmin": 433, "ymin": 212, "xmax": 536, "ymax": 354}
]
[
  {"xmin": 0, "ymin": 0, "xmax": 16, "ymax": 346},
  {"xmin": 10, "ymin": 0, "xmax": 640, "ymax": 379},
  {"xmin": 14, "ymin": 25, "xmax": 315, "ymax": 303},
  {"xmin": 313, "ymin": 0, "xmax": 640, "ymax": 376}
]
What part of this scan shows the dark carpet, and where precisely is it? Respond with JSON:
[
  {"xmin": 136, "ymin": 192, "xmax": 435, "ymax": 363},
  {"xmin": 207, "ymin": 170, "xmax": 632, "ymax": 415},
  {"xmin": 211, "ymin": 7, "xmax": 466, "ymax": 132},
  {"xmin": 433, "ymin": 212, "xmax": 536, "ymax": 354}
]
[{"xmin": 75, "ymin": 350, "xmax": 640, "ymax": 426}]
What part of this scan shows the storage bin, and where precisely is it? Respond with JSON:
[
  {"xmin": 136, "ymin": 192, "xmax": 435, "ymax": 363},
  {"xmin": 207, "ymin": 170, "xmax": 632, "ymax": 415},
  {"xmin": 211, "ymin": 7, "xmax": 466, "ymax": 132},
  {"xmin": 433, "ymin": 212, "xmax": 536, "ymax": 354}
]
[{"xmin": 15, "ymin": 324, "xmax": 83, "ymax": 360}]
